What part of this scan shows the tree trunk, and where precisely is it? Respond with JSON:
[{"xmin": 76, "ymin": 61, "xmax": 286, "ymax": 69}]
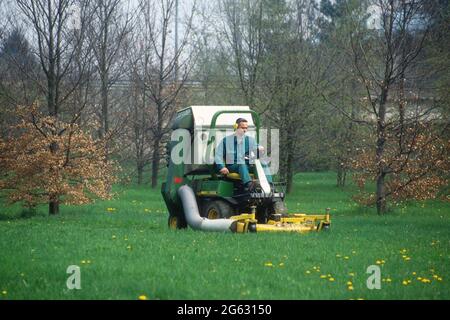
[
  {"xmin": 49, "ymin": 194, "xmax": 59, "ymax": 215},
  {"xmin": 48, "ymin": 140, "xmax": 59, "ymax": 215},
  {"xmin": 376, "ymin": 172, "xmax": 386, "ymax": 214},
  {"xmin": 337, "ymin": 165, "xmax": 343, "ymax": 187},
  {"xmin": 151, "ymin": 139, "xmax": 160, "ymax": 188},
  {"xmin": 285, "ymin": 128, "xmax": 295, "ymax": 194},
  {"xmin": 101, "ymin": 74, "xmax": 109, "ymax": 163},
  {"xmin": 337, "ymin": 165, "xmax": 347, "ymax": 187},
  {"xmin": 286, "ymin": 158, "xmax": 293, "ymax": 194},
  {"xmin": 101, "ymin": 80, "xmax": 109, "ymax": 136},
  {"xmin": 137, "ymin": 164, "xmax": 143, "ymax": 185},
  {"xmin": 376, "ymin": 87, "xmax": 388, "ymax": 215}
]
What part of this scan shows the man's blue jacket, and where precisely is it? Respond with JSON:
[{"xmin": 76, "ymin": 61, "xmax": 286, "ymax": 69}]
[{"xmin": 214, "ymin": 135, "xmax": 259, "ymax": 171}]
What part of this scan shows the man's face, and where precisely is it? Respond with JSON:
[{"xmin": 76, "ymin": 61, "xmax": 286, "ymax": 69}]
[{"xmin": 236, "ymin": 121, "xmax": 248, "ymax": 137}]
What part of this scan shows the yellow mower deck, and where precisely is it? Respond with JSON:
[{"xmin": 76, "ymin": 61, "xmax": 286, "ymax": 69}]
[{"xmin": 229, "ymin": 211, "xmax": 331, "ymax": 234}]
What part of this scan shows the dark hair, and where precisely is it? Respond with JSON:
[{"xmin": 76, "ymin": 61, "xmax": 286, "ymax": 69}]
[{"xmin": 235, "ymin": 118, "xmax": 248, "ymax": 125}]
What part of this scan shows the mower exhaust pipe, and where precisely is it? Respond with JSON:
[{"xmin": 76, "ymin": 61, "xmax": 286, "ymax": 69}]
[{"xmin": 177, "ymin": 185, "xmax": 237, "ymax": 232}]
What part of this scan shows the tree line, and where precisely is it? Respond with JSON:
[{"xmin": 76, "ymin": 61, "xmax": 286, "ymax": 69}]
[{"xmin": 0, "ymin": 0, "xmax": 448, "ymax": 215}]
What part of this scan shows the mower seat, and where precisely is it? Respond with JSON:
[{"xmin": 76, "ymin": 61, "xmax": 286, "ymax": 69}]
[{"xmin": 225, "ymin": 173, "xmax": 255, "ymax": 181}]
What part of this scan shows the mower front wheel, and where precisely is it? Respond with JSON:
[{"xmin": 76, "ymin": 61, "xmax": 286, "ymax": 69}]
[
  {"xmin": 168, "ymin": 215, "xmax": 187, "ymax": 230},
  {"xmin": 202, "ymin": 200, "xmax": 234, "ymax": 219}
]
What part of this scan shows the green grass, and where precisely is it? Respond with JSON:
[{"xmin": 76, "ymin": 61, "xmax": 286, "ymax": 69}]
[{"xmin": 0, "ymin": 172, "xmax": 449, "ymax": 300}]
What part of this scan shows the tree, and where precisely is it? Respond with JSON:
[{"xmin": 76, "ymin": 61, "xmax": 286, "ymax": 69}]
[
  {"xmin": 264, "ymin": 0, "xmax": 328, "ymax": 192},
  {"xmin": 215, "ymin": 0, "xmax": 340, "ymax": 192},
  {"xmin": 137, "ymin": 0, "xmax": 195, "ymax": 188},
  {"xmin": 352, "ymin": 124, "xmax": 449, "ymax": 205},
  {"xmin": 0, "ymin": 104, "xmax": 117, "ymax": 209},
  {"xmin": 344, "ymin": 0, "xmax": 448, "ymax": 213},
  {"xmin": 125, "ymin": 47, "xmax": 154, "ymax": 184},
  {"xmin": 315, "ymin": 0, "xmax": 368, "ymax": 187},
  {"xmin": 88, "ymin": 0, "xmax": 132, "ymax": 153},
  {"xmin": 219, "ymin": 0, "xmax": 265, "ymax": 107},
  {"xmin": 0, "ymin": 28, "xmax": 40, "ymax": 135},
  {"xmin": 16, "ymin": 0, "xmax": 95, "ymax": 214}
]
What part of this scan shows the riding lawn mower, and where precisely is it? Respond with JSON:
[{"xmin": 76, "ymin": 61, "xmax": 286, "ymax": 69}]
[{"xmin": 161, "ymin": 106, "xmax": 331, "ymax": 234}]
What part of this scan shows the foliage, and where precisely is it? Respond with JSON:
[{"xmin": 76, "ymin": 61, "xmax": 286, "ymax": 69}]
[
  {"xmin": 0, "ymin": 105, "xmax": 118, "ymax": 207},
  {"xmin": 352, "ymin": 124, "xmax": 450, "ymax": 205}
]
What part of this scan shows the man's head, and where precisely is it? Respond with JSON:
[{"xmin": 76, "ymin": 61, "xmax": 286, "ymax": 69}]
[{"xmin": 235, "ymin": 118, "xmax": 248, "ymax": 137}]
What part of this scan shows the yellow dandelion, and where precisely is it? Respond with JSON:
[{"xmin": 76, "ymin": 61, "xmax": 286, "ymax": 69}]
[
  {"xmin": 306, "ymin": 270, "xmax": 311, "ymax": 274},
  {"xmin": 347, "ymin": 281, "xmax": 353, "ymax": 286},
  {"xmin": 87, "ymin": 260, "xmax": 91, "ymax": 264},
  {"xmin": 421, "ymin": 278, "xmax": 431, "ymax": 283},
  {"xmin": 348, "ymin": 286, "xmax": 354, "ymax": 291},
  {"xmin": 386, "ymin": 278, "xmax": 392, "ymax": 283},
  {"xmin": 356, "ymin": 298, "xmax": 364, "ymax": 300},
  {"xmin": 352, "ymin": 251, "xmax": 356, "ymax": 254},
  {"xmin": 264, "ymin": 262, "xmax": 273, "ymax": 267},
  {"xmin": 279, "ymin": 263, "xmax": 285, "ymax": 267},
  {"xmin": 402, "ymin": 280, "xmax": 409, "ymax": 286},
  {"xmin": 127, "ymin": 245, "xmax": 132, "ymax": 250},
  {"xmin": 349, "ymin": 272, "xmax": 355, "ymax": 277},
  {"xmin": 336, "ymin": 254, "xmax": 342, "ymax": 258},
  {"xmin": 1, "ymin": 290, "xmax": 7, "ymax": 295},
  {"xmin": 320, "ymin": 275, "xmax": 327, "ymax": 279},
  {"xmin": 438, "ymin": 277, "xmax": 443, "ymax": 281},
  {"xmin": 329, "ymin": 277, "xmax": 335, "ymax": 282},
  {"xmin": 376, "ymin": 260, "xmax": 382, "ymax": 265},
  {"xmin": 344, "ymin": 256, "xmax": 350, "ymax": 260},
  {"xmin": 112, "ymin": 235, "xmax": 116, "ymax": 239},
  {"xmin": 81, "ymin": 260, "xmax": 86, "ymax": 264},
  {"xmin": 412, "ymin": 272, "xmax": 417, "ymax": 275},
  {"xmin": 138, "ymin": 295, "xmax": 148, "ymax": 300}
]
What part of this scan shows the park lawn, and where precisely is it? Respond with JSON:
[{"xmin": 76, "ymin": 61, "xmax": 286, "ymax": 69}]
[{"xmin": 0, "ymin": 172, "xmax": 448, "ymax": 300}]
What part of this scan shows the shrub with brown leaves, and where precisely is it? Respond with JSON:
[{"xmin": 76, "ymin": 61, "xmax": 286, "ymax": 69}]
[
  {"xmin": 0, "ymin": 105, "xmax": 118, "ymax": 210},
  {"xmin": 351, "ymin": 123, "xmax": 450, "ymax": 207}
]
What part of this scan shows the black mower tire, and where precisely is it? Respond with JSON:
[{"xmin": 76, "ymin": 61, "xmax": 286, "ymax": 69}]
[
  {"xmin": 168, "ymin": 214, "xmax": 188, "ymax": 230},
  {"xmin": 201, "ymin": 200, "xmax": 234, "ymax": 219}
]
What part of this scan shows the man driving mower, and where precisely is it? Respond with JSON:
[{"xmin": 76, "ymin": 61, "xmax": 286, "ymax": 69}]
[{"xmin": 214, "ymin": 117, "xmax": 273, "ymax": 193}]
